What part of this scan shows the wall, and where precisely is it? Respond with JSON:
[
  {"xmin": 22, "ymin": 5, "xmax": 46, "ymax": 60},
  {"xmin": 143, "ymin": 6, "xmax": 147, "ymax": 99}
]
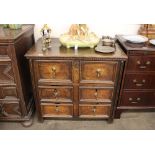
[{"xmin": 34, "ymin": 24, "xmax": 140, "ymax": 41}]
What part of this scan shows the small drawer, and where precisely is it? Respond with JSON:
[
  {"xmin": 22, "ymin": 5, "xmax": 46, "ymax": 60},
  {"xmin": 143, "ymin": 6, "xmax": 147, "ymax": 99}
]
[
  {"xmin": 79, "ymin": 104, "xmax": 111, "ymax": 118},
  {"xmin": 120, "ymin": 91, "xmax": 155, "ymax": 106},
  {"xmin": 34, "ymin": 60, "xmax": 72, "ymax": 84},
  {"xmin": 0, "ymin": 46, "xmax": 10, "ymax": 57},
  {"xmin": 38, "ymin": 86, "xmax": 73, "ymax": 103},
  {"xmin": 0, "ymin": 101, "xmax": 21, "ymax": 118},
  {"xmin": 0, "ymin": 86, "xmax": 18, "ymax": 100},
  {"xmin": 80, "ymin": 61, "xmax": 118, "ymax": 85},
  {"xmin": 79, "ymin": 87, "xmax": 113, "ymax": 103},
  {"xmin": 41, "ymin": 103, "xmax": 73, "ymax": 117},
  {"xmin": 124, "ymin": 73, "xmax": 155, "ymax": 89},
  {"xmin": 127, "ymin": 56, "xmax": 155, "ymax": 72},
  {"xmin": 0, "ymin": 61, "xmax": 14, "ymax": 84}
]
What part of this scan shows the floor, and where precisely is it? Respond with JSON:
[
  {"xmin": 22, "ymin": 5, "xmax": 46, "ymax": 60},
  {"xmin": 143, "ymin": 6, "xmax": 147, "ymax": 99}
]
[{"xmin": 0, "ymin": 112, "xmax": 155, "ymax": 130}]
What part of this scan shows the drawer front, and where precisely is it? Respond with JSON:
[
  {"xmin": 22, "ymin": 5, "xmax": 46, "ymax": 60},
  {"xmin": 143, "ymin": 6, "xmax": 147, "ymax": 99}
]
[
  {"xmin": 79, "ymin": 87, "xmax": 113, "ymax": 103},
  {"xmin": 127, "ymin": 56, "xmax": 155, "ymax": 72},
  {"xmin": 41, "ymin": 103, "xmax": 73, "ymax": 117},
  {"xmin": 79, "ymin": 104, "xmax": 111, "ymax": 118},
  {"xmin": 35, "ymin": 60, "xmax": 72, "ymax": 84},
  {"xmin": 0, "ymin": 46, "xmax": 10, "ymax": 57},
  {"xmin": 0, "ymin": 86, "xmax": 18, "ymax": 100},
  {"xmin": 0, "ymin": 101, "xmax": 21, "ymax": 118},
  {"xmin": 80, "ymin": 61, "xmax": 118, "ymax": 84},
  {"xmin": 121, "ymin": 91, "xmax": 155, "ymax": 106},
  {"xmin": 38, "ymin": 86, "xmax": 73, "ymax": 103},
  {"xmin": 124, "ymin": 73, "xmax": 155, "ymax": 89},
  {"xmin": 0, "ymin": 61, "xmax": 14, "ymax": 84}
]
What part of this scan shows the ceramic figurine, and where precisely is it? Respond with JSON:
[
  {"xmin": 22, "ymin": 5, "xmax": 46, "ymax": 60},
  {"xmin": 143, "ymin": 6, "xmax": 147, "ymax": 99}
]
[{"xmin": 40, "ymin": 24, "xmax": 52, "ymax": 51}]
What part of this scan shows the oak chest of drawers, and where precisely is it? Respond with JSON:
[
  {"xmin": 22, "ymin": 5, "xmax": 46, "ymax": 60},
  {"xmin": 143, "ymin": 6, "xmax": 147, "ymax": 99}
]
[
  {"xmin": 25, "ymin": 38, "xmax": 127, "ymax": 122},
  {"xmin": 115, "ymin": 35, "xmax": 155, "ymax": 118},
  {"xmin": 0, "ymin": 25, "xmax": 34, "ymax": 122}
]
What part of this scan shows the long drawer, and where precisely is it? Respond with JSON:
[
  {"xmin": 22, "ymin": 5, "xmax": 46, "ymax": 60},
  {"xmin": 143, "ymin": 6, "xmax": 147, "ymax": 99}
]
[
  {"xmin": 79, "ymin": 104, "xmax": 111, "ymax": 118},
  {"xmin": 124, "ymin": 73, "xmax": 155, "ymax": 89},
  {"xmin": 79, "ymin": 86, "xmax": 113, "ymax": 103},
  {"xmin": 127, "ymin": 55, "xmax": 155, "ymax": 72},
  {"xmin": 41, "ymin": 103, "xmax": 73, "ymax": 118},
  {"xmin": 38, "ymin": 85, "xmax": 73, "ymax": 103},
  {"xmin": 120, "ymin": 90, "xmax": 155, "ymax": 106}
]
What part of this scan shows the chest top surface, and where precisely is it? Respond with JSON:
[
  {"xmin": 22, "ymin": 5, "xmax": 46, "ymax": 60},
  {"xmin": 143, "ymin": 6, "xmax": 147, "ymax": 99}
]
[
  {"xmin": 116, "ymin": 35, "xmax": 155, "ymax": 52},
  {"xmin": 0, "ymin": 25, "xmax": 34, "ymax": 43},
  {"xmin": 25, "ymin": 38, "xmax": 127, "ymax": 60}
]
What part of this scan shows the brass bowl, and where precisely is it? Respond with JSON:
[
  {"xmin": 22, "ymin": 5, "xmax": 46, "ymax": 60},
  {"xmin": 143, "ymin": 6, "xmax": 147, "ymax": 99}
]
[{"xmin": 102, "ymin": 38, "xmax": 114, "ymax": 46}]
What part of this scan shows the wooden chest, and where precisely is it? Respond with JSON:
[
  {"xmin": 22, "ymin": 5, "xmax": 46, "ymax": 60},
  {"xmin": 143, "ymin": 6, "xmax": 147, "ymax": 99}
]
[
  {"xmin": 115, "ymin": 35, "xmax": 155, "ymax": 118},
  {"xmin": 0, "ymin": 25, "xmax": 34, "ymax": 122},
  {"xmin": 25, "ymin": 38, "xmax": 127, "ymax": 122}
]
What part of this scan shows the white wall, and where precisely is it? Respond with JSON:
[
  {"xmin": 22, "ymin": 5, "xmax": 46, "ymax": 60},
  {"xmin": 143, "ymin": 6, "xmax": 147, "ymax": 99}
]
[{"xmin": 34, "ymin": 24, "xmax": 140, "ymax": 41}]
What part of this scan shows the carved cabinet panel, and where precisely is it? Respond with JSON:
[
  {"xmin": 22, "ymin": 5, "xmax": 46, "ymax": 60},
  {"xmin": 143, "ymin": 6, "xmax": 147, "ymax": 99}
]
[{"xmin": 0, "ymin": 25, "xmax": 34, "ymax": 121}]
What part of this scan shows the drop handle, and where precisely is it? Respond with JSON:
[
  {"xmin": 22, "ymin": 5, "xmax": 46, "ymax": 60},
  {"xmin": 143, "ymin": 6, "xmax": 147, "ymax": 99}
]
[
  {"xmin": 94, "ymin": 89, "xmax": 98, "ymax": 99},
  {"xmin": 92, "ymin": 106, "xmax": 96, "ymax": 113},
  {"xmin": 96, "ymin": 69, "xmax": 101, "ymax": 78},
  {"xmin": 53, "ymin": 89, "xmax": 58, "ymax": 98},
  {"xmin": 51, "ymin": 66, "xmax": 56, "ymax": 78},
  {"xmin": 55, "ymin": 106, "xmax": 59, "ymax": 112}
]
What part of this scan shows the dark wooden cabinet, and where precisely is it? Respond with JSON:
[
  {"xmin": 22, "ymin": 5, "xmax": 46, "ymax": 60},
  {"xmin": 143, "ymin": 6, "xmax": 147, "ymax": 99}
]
[
  {"xmin": 25, "ymin": 38, "xmax": 127, "ymax": 122},
  {"xmin": 115, "ymin": 35, "xmax": 155, "ymax": 118},
  {"xmin": 0, "ymin": 25, "xmax": 34, "ymax": 122}
]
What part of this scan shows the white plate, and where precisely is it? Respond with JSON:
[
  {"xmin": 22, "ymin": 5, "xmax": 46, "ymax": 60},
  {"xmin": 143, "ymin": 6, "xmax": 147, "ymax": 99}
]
[
  {"xmin": 149, "ymin": 39, "xmax": 155, "ymax": 45},
  {"xmin": 123, "ymin": 35, "xmax": 148, "ymax": 43}
]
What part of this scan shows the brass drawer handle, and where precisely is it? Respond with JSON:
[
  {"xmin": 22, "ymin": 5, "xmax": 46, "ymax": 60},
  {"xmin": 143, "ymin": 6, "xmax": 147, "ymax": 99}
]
[
  {"xmin": 51, "ymin": 66, "xmax": 56, "ymax": 78},
  {"xmin": 96, "ymin": 69, "xmax": 101, "ymax": 78},
  {"xmin": 94, "ymin": 89, "xmax": 98, "ymax": 99},
  {"xmin": 146, "ymin": 61, "xmax": 151, "ymax": 65},
  {"xmin": 129, "ymin": 97, "xmax": 141, "ymax": 104},
  {"xmin": 55, "ymin": 105, "xmax": 59, "ymax": 112},
  {"xmin": 133, "ymin": 79, "xmax": 146, "ymax": 87},
  {"xmin": 53, "ymin": 89, "xmax": 58, "ymax": 98},
  {"xmin": 137, "ymin": 60, "xmax": 151, "ymax": 69},
  {"xmin": 92, "ymin": 106, "xmax": 96, "ymax": 113}
]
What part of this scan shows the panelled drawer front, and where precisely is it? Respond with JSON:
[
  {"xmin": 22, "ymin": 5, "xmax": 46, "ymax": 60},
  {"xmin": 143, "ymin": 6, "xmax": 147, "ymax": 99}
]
[
  {"xmin": 41, "ymin": 103, "xmax": 73, "ymax": 117},
  {"xmin": 120, "ymin": 91, "xmax": 155, "ymax": 106},
  {"xmin": 79, "ymin": 104, "xmax": 111, "ymax": 118},
  {"xmin": 0, "ymin": 46, "xmax": 10, "ymax": 57},
  {"xmin": 0, "ymin": 86, "xmax": 18, "ymax": 100},
  {"xmin": 0, "ymin": 101, "xmax": 21, "ymax": 118},
  {"xmin": 79, "ymin": 87, "xmax": 113, "ymax": 103},
  {"xmin": 127, "ymin": 56, "xmax": 155, "ymax": 72},
  {"xmin": 38, "ymin": 86, "xmax": 73, "ymax": 103},
  {"xmin": 80, "ymin": 61, "xmax": 118, "ymax": 84},
  {"xmin": 35, "ymin": 60, "xmax": 72, "ymax": 84},
  {"xmin": 0, "ymin": 61, "xmax": 14, "ymax": 84},
  {"xmin": 124, "ymin": 73, "xmax": 155, "ymax": 89}
]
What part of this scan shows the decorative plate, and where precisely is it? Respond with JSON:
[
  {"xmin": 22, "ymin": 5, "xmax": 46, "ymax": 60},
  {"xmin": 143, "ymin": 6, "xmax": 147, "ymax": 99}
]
[
  {"xmin": 149, "ymin": 39, "xmax": 155, "ymax": 45},
  {"xmin": 95, "ymin": 45, "xmax": 115, "ymax": 53},
  {"xmin": 123, "ymin": 35, "xmax": 148, "ymax": 43}
]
